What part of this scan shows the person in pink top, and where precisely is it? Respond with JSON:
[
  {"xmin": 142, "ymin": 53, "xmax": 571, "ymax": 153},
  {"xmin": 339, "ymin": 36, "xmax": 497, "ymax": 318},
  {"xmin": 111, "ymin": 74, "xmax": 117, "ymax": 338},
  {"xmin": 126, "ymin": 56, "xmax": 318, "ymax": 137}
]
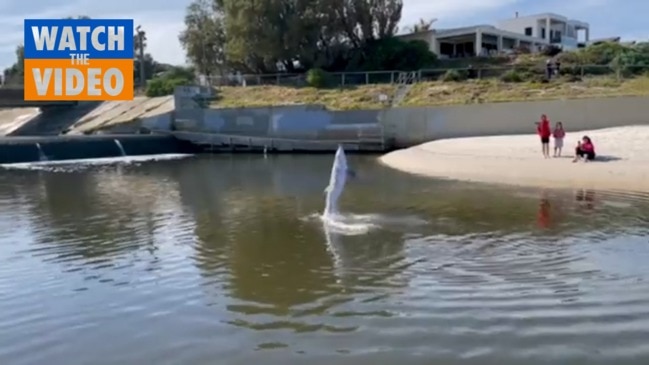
[
  {"xmin": 573, "ymin": 136, "xmax": 596, "ymax": 162},
  {"xmin": 552, "ymin": 121, "xmax": 566, "ymax": 157}
]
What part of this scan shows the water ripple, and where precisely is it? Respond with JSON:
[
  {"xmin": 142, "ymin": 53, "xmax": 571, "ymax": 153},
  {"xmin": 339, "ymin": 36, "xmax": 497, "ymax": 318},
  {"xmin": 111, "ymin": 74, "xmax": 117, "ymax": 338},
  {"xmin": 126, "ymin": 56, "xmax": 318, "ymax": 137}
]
[{"xmin": 1, "ymin": 157, "xmax": 649, "ymax": 364}]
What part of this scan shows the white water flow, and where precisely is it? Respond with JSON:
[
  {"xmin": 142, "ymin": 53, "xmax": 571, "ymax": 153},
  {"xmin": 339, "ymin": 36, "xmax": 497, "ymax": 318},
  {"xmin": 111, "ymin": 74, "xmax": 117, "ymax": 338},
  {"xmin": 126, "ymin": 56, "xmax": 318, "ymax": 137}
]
[
  {"xmin": 35, "ymin": 143, "xmax": 48, "ymax": 162},
  {"xmin": 114, "ymin": 139, "xmax": 127, "ymax": 156},
  {"xmin": 323, "ymin": 145, "xmax": 348, "ymax": 218}
]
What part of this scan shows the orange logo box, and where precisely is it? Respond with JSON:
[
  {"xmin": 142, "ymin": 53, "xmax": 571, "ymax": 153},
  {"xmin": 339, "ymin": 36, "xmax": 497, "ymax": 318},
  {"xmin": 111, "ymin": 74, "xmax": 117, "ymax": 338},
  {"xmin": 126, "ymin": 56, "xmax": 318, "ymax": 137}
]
[
  {"xmin": 23, "ymin": 18, "xmax": 134, "ymax": 101},
  {"xmin": 24, "ymin": 59, "xmax": 133, "ymax": 101}
]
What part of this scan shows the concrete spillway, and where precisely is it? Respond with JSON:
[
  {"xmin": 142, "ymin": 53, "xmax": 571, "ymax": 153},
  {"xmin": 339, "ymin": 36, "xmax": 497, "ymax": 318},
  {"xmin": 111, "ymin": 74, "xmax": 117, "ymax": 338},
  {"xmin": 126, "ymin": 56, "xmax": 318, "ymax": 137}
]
[{"xmin": 0, "ymin": 134, "xmax": 198, "ymax": 164}]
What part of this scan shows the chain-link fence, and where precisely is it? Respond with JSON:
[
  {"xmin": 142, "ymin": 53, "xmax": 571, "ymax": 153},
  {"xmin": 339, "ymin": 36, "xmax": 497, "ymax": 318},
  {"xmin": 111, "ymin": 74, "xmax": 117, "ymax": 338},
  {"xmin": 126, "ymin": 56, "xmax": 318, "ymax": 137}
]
[{"xmin": 207, "ymin": 64, "xmax": 649, "ymax": 88}]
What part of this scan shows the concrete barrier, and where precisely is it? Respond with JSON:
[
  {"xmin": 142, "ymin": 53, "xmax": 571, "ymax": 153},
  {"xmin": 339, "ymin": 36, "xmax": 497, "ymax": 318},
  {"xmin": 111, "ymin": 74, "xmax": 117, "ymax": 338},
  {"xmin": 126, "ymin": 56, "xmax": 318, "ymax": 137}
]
[
  {"xmin": 0, "ymin": 134, "xmax": 195, "ymax": 164},
  {"xmin": 172, "ymin": 91, "xmax": 649, "ymax": 149},
  {"xmin": 382, "ymin": 96, "xmax": 649, "ymax": 146}
]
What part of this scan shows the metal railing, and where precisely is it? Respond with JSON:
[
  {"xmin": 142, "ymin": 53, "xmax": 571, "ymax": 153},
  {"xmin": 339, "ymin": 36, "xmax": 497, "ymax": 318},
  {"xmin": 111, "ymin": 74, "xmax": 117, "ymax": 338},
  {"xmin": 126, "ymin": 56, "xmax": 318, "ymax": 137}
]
[
  {"xmin": 207, "ymin": 64, "xmax": 649, "ymax": 87},
  {"xmin": 392, "ymin": 71, "xmax": 418, "ymax": 107}
]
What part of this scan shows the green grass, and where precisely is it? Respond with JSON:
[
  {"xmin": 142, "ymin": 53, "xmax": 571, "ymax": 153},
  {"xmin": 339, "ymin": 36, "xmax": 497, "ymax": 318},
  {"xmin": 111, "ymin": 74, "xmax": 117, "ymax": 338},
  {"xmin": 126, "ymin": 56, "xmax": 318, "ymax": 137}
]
[{"xmin": 210, "ymin": 75, "xmax": 649, "ymax": 110}]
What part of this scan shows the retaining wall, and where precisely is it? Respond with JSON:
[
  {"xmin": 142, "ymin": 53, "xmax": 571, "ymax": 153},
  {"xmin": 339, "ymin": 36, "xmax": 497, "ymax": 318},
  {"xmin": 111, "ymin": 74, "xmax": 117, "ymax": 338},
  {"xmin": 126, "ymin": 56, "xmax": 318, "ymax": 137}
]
[
  {"xmin": 175, "ymin": 105, "xmax": 382, "ymax": 140},
  {"xmin": 173, "ymin": 90, "xmax": 649, "ymax": 148},
  {"xmin": 381, "ymin": 96, "xmax": 649, "ymax": 146}
]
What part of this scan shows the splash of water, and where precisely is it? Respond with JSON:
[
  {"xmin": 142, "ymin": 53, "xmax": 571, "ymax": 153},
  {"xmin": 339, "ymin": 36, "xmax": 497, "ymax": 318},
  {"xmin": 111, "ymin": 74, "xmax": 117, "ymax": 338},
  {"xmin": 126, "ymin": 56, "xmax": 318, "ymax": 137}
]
[
  {"xmin": 323, "ymin": 145, "xmax": 348, "ymax": 217},
  {"xmin": 35, "ymin": 143, "xmax": 48, "ymax": 162},
  {"xmin": 114, "ymin": 139, "xmax": 127, "ymax": 156},
  {"xmin": 1, "ymin": 154, "xmax": 192, "ymax": 171}
]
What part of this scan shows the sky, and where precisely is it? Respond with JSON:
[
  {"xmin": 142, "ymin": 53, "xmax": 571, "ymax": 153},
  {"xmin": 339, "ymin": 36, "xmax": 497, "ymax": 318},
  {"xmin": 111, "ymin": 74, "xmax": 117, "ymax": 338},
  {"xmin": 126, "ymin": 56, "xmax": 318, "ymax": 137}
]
[{"xmin": 1, "ymin": 0, "xmax": 646, "ymax": 71}]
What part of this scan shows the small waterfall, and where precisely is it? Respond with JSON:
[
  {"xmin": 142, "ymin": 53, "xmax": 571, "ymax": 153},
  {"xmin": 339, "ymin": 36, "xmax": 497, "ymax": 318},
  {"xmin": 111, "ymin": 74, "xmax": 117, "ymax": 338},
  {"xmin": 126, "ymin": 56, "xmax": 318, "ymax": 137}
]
[
  {"xmin": 114, "ymin": 139, "xmax": 127, "ymax": 156},
  {"xmin": 35, "ymin": 143, "xmax": 48, "ymax": 162}
]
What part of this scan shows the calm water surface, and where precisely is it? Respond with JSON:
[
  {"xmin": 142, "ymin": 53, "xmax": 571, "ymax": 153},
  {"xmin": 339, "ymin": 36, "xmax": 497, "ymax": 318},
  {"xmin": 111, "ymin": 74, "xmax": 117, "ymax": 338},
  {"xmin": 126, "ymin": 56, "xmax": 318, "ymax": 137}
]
[{"xmin": 1, "ymin": 154, "xmax": 649, "ymax": 365}]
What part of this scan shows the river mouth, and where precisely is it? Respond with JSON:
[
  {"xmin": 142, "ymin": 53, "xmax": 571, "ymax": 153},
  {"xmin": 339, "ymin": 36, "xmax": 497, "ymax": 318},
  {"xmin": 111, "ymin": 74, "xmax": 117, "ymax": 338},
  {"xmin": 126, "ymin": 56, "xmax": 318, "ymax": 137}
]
[{"xmin": 1, "ymin": 154, "xmax": 648, "ymax": 364}]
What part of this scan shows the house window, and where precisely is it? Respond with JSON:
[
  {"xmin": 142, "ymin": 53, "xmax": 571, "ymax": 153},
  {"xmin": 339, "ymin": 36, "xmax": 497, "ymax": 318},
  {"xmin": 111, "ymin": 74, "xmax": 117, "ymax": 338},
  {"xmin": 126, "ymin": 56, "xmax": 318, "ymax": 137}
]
[
  {"xmin": 524, "ymin": 27, "xmax": 532, "ymax": 36},
  {"xmin": 541, "ymin": 28, "xmax": 546, "ymax": 38}
]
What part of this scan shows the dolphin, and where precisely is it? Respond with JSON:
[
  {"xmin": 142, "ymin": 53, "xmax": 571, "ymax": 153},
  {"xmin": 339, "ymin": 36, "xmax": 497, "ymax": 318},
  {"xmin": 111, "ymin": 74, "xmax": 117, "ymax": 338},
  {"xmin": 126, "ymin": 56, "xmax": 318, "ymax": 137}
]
[{"xmin": 324, "ymin": 145, "xmax": 349, "ymax": 217}]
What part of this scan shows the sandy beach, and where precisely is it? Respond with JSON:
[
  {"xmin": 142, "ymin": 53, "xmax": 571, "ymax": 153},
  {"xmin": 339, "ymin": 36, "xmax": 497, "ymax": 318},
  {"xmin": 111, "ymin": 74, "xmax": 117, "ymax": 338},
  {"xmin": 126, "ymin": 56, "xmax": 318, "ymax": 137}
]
[{"xmin": 379, "ymin": 125, "xmax": 649, "ymax": 193}]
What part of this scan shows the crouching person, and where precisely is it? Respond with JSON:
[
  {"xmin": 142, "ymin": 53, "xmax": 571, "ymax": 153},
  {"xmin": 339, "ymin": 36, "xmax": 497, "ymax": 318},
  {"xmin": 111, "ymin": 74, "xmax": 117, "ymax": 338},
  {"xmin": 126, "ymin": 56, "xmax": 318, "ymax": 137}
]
[{"xmin": 573, "ymin": 136, "xmax": 596, "ymax": 162}]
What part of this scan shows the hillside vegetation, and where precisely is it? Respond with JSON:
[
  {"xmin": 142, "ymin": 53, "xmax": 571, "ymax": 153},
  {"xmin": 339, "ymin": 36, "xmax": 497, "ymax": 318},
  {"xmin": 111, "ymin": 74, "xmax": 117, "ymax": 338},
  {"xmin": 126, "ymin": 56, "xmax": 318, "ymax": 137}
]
[{"xmin": 209, "ymin": 42, "xmax": 649, "ymax": 110}]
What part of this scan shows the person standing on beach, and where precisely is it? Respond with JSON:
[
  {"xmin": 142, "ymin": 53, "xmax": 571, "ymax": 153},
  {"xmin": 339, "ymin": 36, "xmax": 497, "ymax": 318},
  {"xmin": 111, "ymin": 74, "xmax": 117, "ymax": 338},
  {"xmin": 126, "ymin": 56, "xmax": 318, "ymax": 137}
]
[
  {"xmin": 537, "ymin": 114, "xmax": 552, "ymax": 158},
  {"xmin": 553, "ymin": 121, "xmax": 566, "ymax": 157}
]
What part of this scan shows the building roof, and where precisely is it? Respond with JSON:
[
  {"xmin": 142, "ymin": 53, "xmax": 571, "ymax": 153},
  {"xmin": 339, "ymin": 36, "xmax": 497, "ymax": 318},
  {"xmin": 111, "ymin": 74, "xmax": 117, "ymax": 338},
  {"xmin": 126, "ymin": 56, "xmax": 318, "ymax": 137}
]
[{"xmin": 498, "ymin": 12, "xmax": 589, "ymax": 28}]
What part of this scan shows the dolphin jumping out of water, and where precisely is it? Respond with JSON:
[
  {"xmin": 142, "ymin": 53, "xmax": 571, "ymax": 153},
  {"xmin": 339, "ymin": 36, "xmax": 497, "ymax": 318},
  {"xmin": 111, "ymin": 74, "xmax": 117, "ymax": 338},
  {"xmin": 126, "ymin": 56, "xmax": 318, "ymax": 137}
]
[{"xmin": 324, "ymin": 145, "xmax": 352, "ymax": 217}]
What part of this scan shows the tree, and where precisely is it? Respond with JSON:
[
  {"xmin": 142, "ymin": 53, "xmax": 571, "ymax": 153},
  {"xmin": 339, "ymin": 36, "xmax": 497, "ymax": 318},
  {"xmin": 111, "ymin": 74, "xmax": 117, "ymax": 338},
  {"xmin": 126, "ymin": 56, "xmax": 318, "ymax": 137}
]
[
  {"xmin": 329, "ymin": 0, "xmax": 403, "ymax": 46},
  {"xmin": 134, "ymin": 28, "xmax": 147, "ymax": 53},
  {"xmin": 217, "ymin": 0, "xmax": 325, "ymax": 72},
  {"xmin": 2, "ymin": 45, "xmax": 25, "ymax": 85},
  {"xmin": 179, "ymin": 0, "xmax": 227, "ymax": 77},
  {"xmin": 131, "ymin": 25, "xmax": 174, "ymax": 85},
  {"xmin": 177, "ymin": 0, "xmax": 427, "ymax": 74}
]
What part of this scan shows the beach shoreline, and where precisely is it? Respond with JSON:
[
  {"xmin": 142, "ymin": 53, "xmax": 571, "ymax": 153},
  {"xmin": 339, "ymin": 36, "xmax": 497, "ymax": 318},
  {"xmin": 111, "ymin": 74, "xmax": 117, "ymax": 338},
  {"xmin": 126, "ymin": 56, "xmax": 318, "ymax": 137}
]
[{"xmin": 379, "ymin": 125, "xmax": 649, "ymax": 193}]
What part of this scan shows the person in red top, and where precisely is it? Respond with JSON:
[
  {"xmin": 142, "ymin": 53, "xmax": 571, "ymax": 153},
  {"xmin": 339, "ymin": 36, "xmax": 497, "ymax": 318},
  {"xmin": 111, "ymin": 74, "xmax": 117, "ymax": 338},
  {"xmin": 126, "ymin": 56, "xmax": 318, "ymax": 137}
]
[
  {"xmin": 536, "ymin": 114, "xmax": 552, "ymax": 158},
  {"xmin": 537, "ymin": 192, "xmax": 551, "ymax": 228},
  {"xmin": 573, "ymin": 136, "xmax": 596, "ymax": 162}
]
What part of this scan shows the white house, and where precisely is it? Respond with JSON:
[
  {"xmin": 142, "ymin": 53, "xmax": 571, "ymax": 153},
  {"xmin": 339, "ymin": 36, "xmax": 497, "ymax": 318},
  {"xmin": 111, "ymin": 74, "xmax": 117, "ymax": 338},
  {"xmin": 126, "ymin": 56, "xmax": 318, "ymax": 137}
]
[
  {"xmin": 497, "ymin": 12, "xmax": 590, "ymax": 49},
  {"xmin": 397, "ymin": 12, "xmax": 593, "ymax": 59}
]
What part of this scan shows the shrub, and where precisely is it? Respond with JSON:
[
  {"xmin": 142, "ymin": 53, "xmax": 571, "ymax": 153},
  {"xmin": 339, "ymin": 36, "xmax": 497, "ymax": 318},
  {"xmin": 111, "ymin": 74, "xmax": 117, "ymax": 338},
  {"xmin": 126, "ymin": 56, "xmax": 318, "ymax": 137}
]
[
  {"xmin": 541, "ymin": 45, "xmax": 563, "ymax": 57},
  {"xmin": 500, "ymin": 70, "xmax": 524, "ymax": 83},
  {"xmin": 519, "ymin": 73, "xmax": 548, "ymax": 84},
  {"xmin": 306, "ymin": 68, "xmax": 330, "ymax": 88},
  {"xmin": 440, "ymin": 69, "xmax": 468, "ymax": 82},
  {"xmin": 559, "ymin": 41, "xmax": 647, "ymax": 70},
  {"xmin": 344, "ymin": 37, "xmax": 437, "ymax": 71},
  {"xmin": 163, "ymin": 66, "xmax": 196, "ymax": 80},
  {"xmin": 512, "ymin": 45, "xmax": 531, "ymax": 55},
  {"xmin": 144, "ymin": 66, "xmax": 195, "ymax": 97},
  {"xmin": 145, "ymin": 77, "xmax": 192, "ymax": 97},
  {"xmin": 561, "ymin": 74, "xmax": 582, "ymax": 82}
]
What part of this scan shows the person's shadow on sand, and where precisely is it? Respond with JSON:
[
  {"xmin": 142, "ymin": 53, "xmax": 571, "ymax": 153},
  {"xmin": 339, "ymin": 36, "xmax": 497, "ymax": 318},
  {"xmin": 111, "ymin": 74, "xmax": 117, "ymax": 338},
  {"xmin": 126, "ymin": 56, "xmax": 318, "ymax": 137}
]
[
  {"xmin": 591, "ymin": 155, "xmax": 622, "ymax": 162},
  {"xmin": 556, "ymin": 155, "xmax": 622, "ymax": 162}
]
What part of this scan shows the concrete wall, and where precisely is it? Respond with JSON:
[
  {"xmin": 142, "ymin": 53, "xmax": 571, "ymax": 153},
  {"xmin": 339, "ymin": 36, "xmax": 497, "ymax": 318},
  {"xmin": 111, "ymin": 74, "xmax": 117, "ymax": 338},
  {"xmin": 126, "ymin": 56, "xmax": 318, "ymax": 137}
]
[
  {"xmin": 174, "ymin": 103, "xmax": 384, "ymax": 143},
  {"xmin": 173, "ymin": 93, "xmax": 649, "ymax": 149},
  {"xmin": 497, "ymin": 17, "xmax": 538, "ymax": 37},
  {"xmin": 382, "ymin": 96, "xmax": 649, "ymax": 146}
]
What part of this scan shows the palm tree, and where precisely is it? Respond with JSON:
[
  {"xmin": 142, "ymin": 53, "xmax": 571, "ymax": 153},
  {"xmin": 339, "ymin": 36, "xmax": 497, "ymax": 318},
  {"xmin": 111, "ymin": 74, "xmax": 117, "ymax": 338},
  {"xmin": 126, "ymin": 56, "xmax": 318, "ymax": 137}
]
[
  {"xmin": 407, "ymin": 18, "xmax": 438, "ymax": 33},
  {"xmin": 134, "ymin": 26, "xmax": 147, "ymax": 52}
]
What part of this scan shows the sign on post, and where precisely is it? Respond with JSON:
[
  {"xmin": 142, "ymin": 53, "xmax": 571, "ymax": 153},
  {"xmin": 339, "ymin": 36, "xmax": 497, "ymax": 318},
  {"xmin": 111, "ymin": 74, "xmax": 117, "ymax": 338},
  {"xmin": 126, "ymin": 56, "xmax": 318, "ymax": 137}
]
[{"xmin": 23, "ymin": 18, "xmax": 134, "ymax": 101}]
